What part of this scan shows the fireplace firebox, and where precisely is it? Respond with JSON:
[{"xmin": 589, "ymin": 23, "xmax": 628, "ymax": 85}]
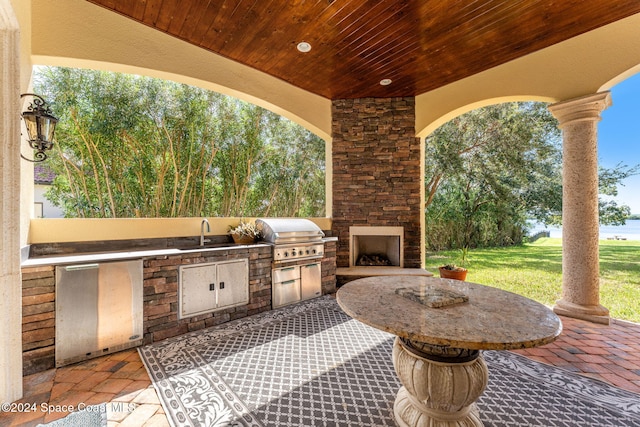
[{"xmin": 349, "ymin": 226, "xmax": 403, "ymax": 268}]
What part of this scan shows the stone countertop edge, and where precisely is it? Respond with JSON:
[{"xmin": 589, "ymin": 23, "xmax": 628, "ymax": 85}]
[
  {"xmin": 337, "ymin": 276, "xmax": 563, "ymax": 351},
  {"xmin": 20, "ymin": 242, "xmax": 272, "ymax": 268},
  {"xmin": 20, "ymin": 237, "xmax": 337, "ymax": 268}
]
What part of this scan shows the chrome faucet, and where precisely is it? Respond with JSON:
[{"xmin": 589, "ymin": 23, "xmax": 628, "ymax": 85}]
[{"xmin": 200, "ymin": 218, "xmax": 211, "ymax": 246}]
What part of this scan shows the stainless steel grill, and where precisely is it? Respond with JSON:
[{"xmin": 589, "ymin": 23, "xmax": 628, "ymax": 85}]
[{"xmin": 256, "ymin": 218, "xmax": 325, "ymax": 263}]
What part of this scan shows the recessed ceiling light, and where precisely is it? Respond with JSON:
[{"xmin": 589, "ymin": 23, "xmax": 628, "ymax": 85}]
[
  {"xmin": 297, "ymin": 42, "xmax": 312, "ymax": 53},
  {"xmin": 380, "ymin": 79, "xmax": 392, "ymax": 86}
]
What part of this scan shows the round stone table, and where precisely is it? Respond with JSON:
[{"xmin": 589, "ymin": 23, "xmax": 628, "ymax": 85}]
[{"xmin": 336, "ymin": 275, "xmax": 562, "ymax": 427}]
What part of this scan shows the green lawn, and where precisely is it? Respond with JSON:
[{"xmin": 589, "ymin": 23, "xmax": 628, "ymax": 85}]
[{"xmin": 425, "ymin": 238, "xmax": 640, "ymax": 323}]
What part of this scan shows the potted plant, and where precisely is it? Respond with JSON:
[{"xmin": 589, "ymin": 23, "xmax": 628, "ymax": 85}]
[
  {"xmin": 438, "ymin": 264, "xmax": 468, "ymax": 281},
  {"xmin": 439, "ymin": 247, "xmax": 468, "ymax": 280},
  {"xmin": 228, "ymin": 220, "xmax": 261, "ymax": 244}
]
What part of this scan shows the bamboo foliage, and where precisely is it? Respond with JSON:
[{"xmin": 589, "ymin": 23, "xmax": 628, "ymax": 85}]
[{"xmin": 35, "ymin": 67, "xmax": 325, "ymax": 218}]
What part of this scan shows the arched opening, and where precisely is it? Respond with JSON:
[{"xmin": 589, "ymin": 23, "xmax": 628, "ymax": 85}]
[
  {"xmin": 32, "ymin": 66, "xmax": 327, "ymax": 220},
  {"xmin": 420, "ymin": 86, "xmax": 640, "ymax": 324},
  {"xmin": 422, "ymin": 101, "xmax": 561, "ymax": 252}
]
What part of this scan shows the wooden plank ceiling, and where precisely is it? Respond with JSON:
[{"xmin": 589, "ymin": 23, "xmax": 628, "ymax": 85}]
[{"xmin": 86, "ymin": 0, "xmax": 640, "ymax": 100}]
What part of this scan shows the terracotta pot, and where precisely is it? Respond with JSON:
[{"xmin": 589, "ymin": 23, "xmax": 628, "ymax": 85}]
[
  {"xmin": 439, "ymin": 266, "xmax": 468, "ymax": 281},
  {"xmin": 231, "ymin": 234, "xmax": 255, "ymax": 244}
]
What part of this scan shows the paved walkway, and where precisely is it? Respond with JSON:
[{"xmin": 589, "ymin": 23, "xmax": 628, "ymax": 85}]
[
  {"xmin": 2, "ymin": 314, "xmax": 639, "ymax": 426},
  {"xmin": 513, "ymin": 316, "xmax": 640, "ymax": 392}
]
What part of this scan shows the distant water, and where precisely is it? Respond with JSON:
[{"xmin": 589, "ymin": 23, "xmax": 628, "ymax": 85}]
[{"xmin": 529, "ymin": 219, "xmax": 640, "ymax": 241}]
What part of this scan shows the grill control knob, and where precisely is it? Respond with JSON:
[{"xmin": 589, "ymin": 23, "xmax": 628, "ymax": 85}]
[
  {"xmin": 292, "ymin": 251, "xmax": 297, "ymax": 256},
  {"xmin": 312, "ymin": 249, "xmax": 317, "ymax": 254},
  {"xmin": 284, "ymin": 252, "xmax": 289, "ymax": 257}
]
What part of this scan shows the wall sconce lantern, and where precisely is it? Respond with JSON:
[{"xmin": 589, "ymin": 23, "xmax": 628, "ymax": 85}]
[{"xmin": 21, "ymin": 93, "xmax": 58, "ymax": 162}]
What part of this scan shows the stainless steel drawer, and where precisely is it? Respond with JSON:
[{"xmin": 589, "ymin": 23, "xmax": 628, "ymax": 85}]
[
  {"xmin": 273, "ymin": 266, "xmax": 300, "ymax": 283},
  {"xmin": 272, "ymin": 278, "xmax": 301, "ymax": 308}
]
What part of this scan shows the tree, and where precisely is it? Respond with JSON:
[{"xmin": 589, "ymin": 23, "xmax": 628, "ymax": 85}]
[
  {"xmin": 209, "ymin": 97, "xmax": 325, "ymax": 217},
  {"xmin": 595, "ymin": 163, "xmax": 639, "ymax": 225},
  {"xmin": 425, "ymin": 102, "xmax": 561, "ymax": 249},
  {"xmin": 251, "ymin": 114, "xmax": 325, "ymax": 217},
  {"xmin": 34, "ymin": 67, "xmax": 325, "ymax": 218},
  {"xmin": 424, "ymin": 102, "xmax": 638, "ymax": 250}
]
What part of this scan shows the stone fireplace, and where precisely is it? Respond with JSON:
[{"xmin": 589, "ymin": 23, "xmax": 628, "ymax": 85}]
[
  {"xmin": 350, "ymin": 226, "xmax": 403, "ymax": 267},
  {"xmin": 331, "ymin": 97, "xmax": 423, "ymax": 269}
]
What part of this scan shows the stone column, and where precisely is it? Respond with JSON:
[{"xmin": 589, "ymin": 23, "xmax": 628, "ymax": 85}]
[
  {"xmin": 0, "ymin": 0, "xmax": 24, "ymax": 402},
  {"xmin": 548, "ymin": 92, "xmax": 611, "ymax": 325}
]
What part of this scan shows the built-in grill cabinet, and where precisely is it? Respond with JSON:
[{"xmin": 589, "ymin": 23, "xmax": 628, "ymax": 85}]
[
  {"xmin": 272, "ymin": 262, "xmax": 322, "ymax": 308},
  {"xmin": 257, "ymin": 218, "xmax": 325, "ymax": 307}
]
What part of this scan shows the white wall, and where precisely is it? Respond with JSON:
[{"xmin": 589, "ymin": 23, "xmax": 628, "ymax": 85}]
[{"xmin": 34, "ymin": 183, "xmax": 63, "ymax": 218}]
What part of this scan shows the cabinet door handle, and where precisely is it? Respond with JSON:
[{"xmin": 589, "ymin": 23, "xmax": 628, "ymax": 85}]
[
  {"xmin": 64, "ymin": 263, "xmax": 99, "ymax": 271},
  {"xmin": 210, "ymin": 283, "xmax": 215, "ymax": 291},
  {"xmin": 219, "ymin": 281, "xmax": 225, "ymax": 289},
  {"xmin": 282, "ymin": 280, "xmax": 296, "ymax": 285}
]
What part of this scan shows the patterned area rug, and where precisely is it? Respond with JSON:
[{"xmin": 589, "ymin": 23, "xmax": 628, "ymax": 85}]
[{"xmin": 139, "ymin": 296, "xmax": 640, "ymax": 427}]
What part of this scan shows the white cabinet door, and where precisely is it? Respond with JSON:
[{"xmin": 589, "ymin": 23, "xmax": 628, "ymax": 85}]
[
  {"xmin": 180, "ymin": 263, "xmax": 217, "ymax": 318},
  {"xmin": 217, "ymin": 259, "xmax": 249, "ymax": 309}
]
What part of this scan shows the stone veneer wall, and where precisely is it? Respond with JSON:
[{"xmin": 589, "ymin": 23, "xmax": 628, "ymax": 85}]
[
  {"xmin": 332, "ymin": 97, "xmax": 422, "ymax": 268},
  {"xmin": 22, "ymin": 266, "xmax": 56, "ymax": 375},
  {"xmin": 144, "ymin": 241, "xmax": 337, "ymax": 343},
  {"xmin": 320, "ymin": 240, "xmax": 337, "ymax": 292},
  {"xmin": 20, "ymin": 240, "xmax": 337, "ymax": 375},
  {"xmin": 142, "ymin": 246, "xmax": 273, "ymax": 343}
]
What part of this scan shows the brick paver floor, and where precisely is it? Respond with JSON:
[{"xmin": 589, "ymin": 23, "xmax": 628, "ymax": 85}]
[
  {"xmin": 513, "ymin": 315, "xmax": 640, "ymax": 393},
  {"xmin": 1, "ymin": 314, "xmax": 639, "ymax": 426}
]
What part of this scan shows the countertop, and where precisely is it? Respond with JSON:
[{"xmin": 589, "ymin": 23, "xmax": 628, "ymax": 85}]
[
  {"xmin": 21, "ymin": 236, "xmax": 338, "ymax": 268},
  {"xmin": 337, "ymin": 275, "xmax": 562, "ymax": 351},
  {"xmin": 21, "ymin": 242, "xmax": 271, "ymax": 268}
]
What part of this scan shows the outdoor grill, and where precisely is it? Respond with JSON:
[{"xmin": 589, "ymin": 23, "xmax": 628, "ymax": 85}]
[{"xmin": 256, "ymin": 218, "xmax": 325, "ymax": 263}]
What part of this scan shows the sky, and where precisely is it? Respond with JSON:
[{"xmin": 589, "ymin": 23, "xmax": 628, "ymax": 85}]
[{"xmin": 599, "ymin": 72, "xmax": 640, "ymax": 214}]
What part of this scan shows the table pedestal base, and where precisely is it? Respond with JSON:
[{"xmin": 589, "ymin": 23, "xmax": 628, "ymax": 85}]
[{"xmin": 392, "ymin": 337, "xmax": 488, "ymax": 427}]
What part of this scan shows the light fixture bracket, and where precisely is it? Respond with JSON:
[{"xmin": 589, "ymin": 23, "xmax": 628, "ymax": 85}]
[{"xmin": 20, "ymin": 93, "xmax": 58, "ymax": 162}]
